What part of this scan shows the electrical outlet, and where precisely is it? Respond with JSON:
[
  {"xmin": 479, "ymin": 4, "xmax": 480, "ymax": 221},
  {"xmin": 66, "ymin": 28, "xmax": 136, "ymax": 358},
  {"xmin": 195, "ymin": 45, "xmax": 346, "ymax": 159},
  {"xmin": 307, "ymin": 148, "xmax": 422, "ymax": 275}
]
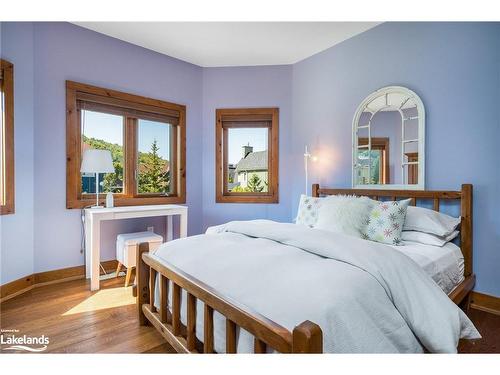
[{"xmin": 147, "ymin": 226, "xmax": 154, "ymax": 232}]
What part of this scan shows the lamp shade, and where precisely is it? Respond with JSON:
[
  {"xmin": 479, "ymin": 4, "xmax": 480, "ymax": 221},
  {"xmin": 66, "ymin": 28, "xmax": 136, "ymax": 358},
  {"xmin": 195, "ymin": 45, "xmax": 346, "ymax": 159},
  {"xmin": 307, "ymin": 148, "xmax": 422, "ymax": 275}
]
[{"xmin": 80, "ymin": 149, "xmax": 115, "ymax": 173}]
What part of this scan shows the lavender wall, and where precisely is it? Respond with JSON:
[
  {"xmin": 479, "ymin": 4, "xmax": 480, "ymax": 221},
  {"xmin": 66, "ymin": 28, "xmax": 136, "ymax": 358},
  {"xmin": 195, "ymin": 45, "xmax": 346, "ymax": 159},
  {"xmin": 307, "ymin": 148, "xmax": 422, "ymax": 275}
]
[
  {"xmin": 292, "ymin": 22, "xmax": 500, "ymax": 296},
  {"xmin": 201, "ymin": 66, "xmax": 293, "ymax": 229},
  {"xmin": 1, "ymin": 22, "xmax": 203, "ymax": 283},
  {"xmin": 0, "ymin": 23, "xmax": 35, "ymax": 284},
  {"xmin": 32, "ymin": 23, "xmax": 203, "ymax": 274}
]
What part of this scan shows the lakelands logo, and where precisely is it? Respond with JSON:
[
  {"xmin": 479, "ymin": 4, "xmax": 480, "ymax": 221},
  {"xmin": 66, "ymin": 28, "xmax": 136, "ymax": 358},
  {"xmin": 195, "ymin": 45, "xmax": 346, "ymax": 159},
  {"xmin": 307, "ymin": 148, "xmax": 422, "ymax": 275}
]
[{"xmin": 0, "ymin": 329, "xmax": 49, "ymax": 352}]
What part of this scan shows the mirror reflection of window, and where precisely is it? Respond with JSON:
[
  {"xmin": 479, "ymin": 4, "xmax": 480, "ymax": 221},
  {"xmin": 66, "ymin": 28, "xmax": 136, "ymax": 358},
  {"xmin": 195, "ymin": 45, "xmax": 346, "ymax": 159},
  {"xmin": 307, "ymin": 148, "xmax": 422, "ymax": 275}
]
[
  {"xmin": 405, "ymin": 153, "xmax": 418, "ymax": 184},
  {"xmin": 357, "ymin": 138, "xmax": 389, "ymax": 184}
]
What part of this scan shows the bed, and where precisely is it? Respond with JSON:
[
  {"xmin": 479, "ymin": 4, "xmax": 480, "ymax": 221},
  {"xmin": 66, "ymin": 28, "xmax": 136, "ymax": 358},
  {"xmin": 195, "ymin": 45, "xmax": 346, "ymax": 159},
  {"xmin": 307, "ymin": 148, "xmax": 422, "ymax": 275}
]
[{"xmin": 134, "ymin": 184, "xmax": 478, "ymax": 353}]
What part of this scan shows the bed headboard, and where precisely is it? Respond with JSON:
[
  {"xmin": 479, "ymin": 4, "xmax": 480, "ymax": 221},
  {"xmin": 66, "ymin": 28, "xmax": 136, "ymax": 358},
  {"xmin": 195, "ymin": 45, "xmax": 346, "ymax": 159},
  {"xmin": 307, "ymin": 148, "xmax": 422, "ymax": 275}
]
[{"xmin": 312, "ymin": 184, "xmax": 473, "ymax": 277}]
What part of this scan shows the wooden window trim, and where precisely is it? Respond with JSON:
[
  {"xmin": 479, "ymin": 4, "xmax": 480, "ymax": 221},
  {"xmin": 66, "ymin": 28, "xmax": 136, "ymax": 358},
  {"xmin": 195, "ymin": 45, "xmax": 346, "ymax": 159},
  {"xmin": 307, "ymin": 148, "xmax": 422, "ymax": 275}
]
[
  {"xmin": 66, "ymin": 81, "xmax": 186, "ymax": 209},
  {"xmin": 359, "ymin": 137, "xmax": 390, "ymax": 184},
  {"xmin": 405, "ymin": 152, "xmax": 418, "ymax": 184},
  {"xmin": 0, "ymin": 59, "xmax": 14, "ymax": 215},
  {"xmin": 215, "ymin": 108, "xmax": 279, "ymax": 204}
]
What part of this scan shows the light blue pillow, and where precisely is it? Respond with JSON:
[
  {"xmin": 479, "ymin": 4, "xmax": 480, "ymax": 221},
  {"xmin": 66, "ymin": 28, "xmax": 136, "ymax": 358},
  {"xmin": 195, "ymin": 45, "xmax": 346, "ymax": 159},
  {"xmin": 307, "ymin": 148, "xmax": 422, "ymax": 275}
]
[{"xmin": 362, "ymin": 198, "xmax": 411, "ymax": 245}]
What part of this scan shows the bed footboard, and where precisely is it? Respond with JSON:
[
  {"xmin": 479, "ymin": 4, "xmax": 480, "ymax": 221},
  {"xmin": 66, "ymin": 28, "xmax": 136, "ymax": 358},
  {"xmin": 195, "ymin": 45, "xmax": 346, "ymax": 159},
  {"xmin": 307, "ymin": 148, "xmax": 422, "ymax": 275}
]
[{"xmin": 134, "ymin": 242, "xmax": 323, "ymax": 354}]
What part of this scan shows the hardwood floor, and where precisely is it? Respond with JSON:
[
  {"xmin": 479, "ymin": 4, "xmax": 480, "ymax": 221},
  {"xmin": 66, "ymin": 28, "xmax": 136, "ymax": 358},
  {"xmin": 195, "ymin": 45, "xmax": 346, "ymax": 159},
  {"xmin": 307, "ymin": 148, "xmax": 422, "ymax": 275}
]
[
  {"xmin": 1, "ymin": 277, "xmax": 498, "ymax": 353},
  {"xmin": 458, "ymin": 308, "xmax": 500, "ymax": 353},
  {"xmin": 0, "ymin": 277, "xmax": 175, "ymax": 353}
]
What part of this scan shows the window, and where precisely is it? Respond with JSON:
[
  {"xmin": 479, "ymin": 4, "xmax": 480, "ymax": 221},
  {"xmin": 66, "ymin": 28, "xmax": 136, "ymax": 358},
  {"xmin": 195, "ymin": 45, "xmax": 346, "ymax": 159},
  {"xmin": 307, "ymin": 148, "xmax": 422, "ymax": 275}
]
[
  {"xmin": 405, "ymin": 152, "xmax": 418, "ymax": 184},
  {"xmin": 81, "ymin": 110, "xmax": 124, "ymax": 194},
  {"xmin": 66, "ymin": 81, "xmax": 186, "ymax": 208},
  {"xmin": 357, "ymin": 137, "xmax": 389, "ymax": 185},
  {"xmin": 137, "ymin": 119, "xmax": 173, "ymax": 195},
  {"xmin": 0, "ymin": 59, "xmax": 14, "ymax": 215},
  {"xmin": 215, "ymin": 108, "xmax": 279, "ymax": 203}
]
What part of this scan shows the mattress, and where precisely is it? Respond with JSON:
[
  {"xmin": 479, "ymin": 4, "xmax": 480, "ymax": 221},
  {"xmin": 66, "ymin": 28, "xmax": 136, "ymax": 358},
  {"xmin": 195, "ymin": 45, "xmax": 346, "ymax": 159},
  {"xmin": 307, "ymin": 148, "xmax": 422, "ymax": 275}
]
[{"xmin": 390, "ymin": 241, "xmax": 465, "ymax": 294}]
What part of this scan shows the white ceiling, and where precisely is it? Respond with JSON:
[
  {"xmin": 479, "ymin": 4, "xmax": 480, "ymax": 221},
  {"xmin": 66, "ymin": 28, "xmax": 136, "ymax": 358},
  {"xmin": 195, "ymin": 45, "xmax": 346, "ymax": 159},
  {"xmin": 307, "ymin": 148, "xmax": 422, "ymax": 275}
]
[{"xmin": 73, "ymin": 22, "xmax": 380, "ymax": 67}]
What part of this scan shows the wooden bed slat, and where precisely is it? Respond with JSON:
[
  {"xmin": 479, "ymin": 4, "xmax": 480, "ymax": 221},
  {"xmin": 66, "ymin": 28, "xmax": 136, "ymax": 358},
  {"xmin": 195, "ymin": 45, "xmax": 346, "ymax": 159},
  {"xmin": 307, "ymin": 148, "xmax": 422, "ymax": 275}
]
[
  {"xmin": 172, "ymin": 283, "xmax": 181, "ymax": 335},
  {"xmin": 204, "ymin": 304, "xmax": 214, "ymax": 353},
  {"xmin": 254, "ymin": 338, "xmax": 267, "ymax": 353},
  {"xmin": 226, "ymin": 319, "xmax": 237, "ymax": 353},
  {"xmin": 137, "ymin": 243, "xmax": 151, "ymax": 326},
  {"xmin": 433, "ymin": 198, "xmax": 439, "ymax": 211},
  {"xmin": 187, "ymin": 292, "xmax": 197, "ymax": 350},
  {"xmin": 149, "ymin": 267, "xmax": 157, "ymax": 312},
  {"xmin": 159, "ymin": 275, "xmax": 169, "ymax": 323}
]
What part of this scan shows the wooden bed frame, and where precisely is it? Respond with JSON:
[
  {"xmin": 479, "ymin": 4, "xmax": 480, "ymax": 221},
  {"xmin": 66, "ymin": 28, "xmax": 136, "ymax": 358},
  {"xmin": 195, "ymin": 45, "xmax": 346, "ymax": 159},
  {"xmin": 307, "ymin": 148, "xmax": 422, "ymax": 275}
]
[{"xmin": 135, "ymin": 184, "xmax": 474, "ymax": 353}]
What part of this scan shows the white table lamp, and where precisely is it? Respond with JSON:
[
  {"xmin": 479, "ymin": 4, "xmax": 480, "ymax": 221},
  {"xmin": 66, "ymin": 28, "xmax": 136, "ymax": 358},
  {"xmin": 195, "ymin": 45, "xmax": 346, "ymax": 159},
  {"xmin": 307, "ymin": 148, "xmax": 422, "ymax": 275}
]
[{"xmin": 81, "ymin": 149, "xmax": 115, "ymax": 208}]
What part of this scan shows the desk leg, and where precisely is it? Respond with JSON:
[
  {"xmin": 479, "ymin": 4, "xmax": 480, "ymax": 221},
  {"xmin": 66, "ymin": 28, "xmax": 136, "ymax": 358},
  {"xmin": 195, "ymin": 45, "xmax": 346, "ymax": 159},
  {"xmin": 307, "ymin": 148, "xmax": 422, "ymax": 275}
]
[
  {"xmin": 90, "ymin": 217, "xmax": 101, "ymax": 291},
  {"xmin": 166, "ymin": 216, "xmax": 173, "ymax": 242},
  {"xmin": 180, "ymin": 211, "xmax": 188, "ymax": 238},
  {"xmin": 85, "ymin": 213, "xmax": 91, "ymax": 278}
]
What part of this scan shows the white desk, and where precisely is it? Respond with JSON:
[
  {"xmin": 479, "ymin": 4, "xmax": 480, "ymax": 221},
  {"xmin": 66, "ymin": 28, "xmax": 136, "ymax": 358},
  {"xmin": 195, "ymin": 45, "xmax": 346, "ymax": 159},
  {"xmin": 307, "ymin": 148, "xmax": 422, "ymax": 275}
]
[{"xmin": 84, "ymin": 204, "xmax": 188, "ymax": 291}]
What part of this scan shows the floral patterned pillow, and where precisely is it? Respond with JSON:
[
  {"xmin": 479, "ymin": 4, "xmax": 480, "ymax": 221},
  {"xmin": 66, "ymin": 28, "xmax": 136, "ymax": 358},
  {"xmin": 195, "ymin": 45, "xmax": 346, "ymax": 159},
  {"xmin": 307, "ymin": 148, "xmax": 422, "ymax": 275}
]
[
  {"xmin": 295, "ymin": 194, "xmax": 324, "ymax": 227},
  {"xmin": 362, "ymin": 199, "xmax": 411, "ymax": 245}
]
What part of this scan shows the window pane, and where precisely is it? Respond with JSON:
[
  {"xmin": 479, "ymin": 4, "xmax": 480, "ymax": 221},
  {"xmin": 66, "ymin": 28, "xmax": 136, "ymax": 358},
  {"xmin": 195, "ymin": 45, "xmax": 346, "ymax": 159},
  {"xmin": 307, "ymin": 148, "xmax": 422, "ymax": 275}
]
[
  {"xmin": 80, "ymin": 110, "xmax": 124, "ymax": 194},
  {"xmin": 137, "ymin": 119, "xmax": 172, "ymax": 195},
  {"xmin": 227, "ymin": 127, "xmax": 268, "ymax": 193},
  {"xmin": 357, "ymin": 149, "xmax": 382, "ymax": 185}
]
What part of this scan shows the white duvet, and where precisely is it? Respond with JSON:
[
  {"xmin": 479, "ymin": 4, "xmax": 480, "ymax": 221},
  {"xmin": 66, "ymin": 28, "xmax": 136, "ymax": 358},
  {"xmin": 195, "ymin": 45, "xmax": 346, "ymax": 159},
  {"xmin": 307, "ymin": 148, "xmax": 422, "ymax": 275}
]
[{"xmin": 153, "ymin": 220, "xmax": 480, "ymax": 353}]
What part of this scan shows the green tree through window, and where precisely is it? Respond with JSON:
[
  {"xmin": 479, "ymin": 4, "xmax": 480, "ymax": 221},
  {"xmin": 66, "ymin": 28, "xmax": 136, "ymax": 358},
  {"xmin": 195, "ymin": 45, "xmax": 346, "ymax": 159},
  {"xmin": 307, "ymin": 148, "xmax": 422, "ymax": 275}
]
[
  {"xmin": 81, "ymin": 136, "xmax": 170, "ymax": 195},
  {"xmin": 247, "ymin": 174, "xmax": 264, "ymax": 192},
  {"xmin": 138, "ymin": 139, "xmax": 170, "ymax": 194}
]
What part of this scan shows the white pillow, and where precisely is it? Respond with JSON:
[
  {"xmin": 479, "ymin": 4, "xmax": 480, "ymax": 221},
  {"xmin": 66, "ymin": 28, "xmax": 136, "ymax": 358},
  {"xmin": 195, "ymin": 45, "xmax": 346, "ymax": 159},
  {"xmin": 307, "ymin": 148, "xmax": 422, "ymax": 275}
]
[
  {"xmin": 315, "ymin": 195, "xmax": 374, "ymax": 238},
  {"xmin": 402, "ymin": 230, "xmax": 460, "ymax": 247},
  {"xmin": 295, "ymin": 195, "xmax": 324, "ymax": 228},
  {"xmin": 404, "ymin": 206, "xmax": 461, "ymax": 237},
  {"xmin": 362, "ymin": 199, "xmax": 411, "ymax": 245}
]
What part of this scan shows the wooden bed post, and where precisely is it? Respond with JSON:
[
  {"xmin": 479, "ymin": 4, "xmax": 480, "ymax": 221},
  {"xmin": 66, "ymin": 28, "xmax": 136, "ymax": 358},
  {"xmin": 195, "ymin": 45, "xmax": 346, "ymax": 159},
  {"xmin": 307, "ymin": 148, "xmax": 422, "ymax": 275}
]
[
  {"xmin": 460, "ymin": 184, "xmax": 473, "ymax": 312},
  {"xmin": 292, "ymin": 320, "xmax": 323, "ymax": 353},
  {"xmin": 312, "ymin": 184, "xmax": 320, "ymax": 198},
  {"xmin": 461, "ymin": 184, "xmax": 473, "ymax": 278},
  {"xmin": 136, "ymin": 242, "xmax": 151, "ymax": 326}
]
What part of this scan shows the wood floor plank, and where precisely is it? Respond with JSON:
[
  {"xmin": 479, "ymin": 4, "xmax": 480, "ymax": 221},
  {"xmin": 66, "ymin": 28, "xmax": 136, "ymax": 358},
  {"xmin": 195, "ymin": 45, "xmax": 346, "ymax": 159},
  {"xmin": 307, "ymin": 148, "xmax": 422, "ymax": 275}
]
[{"xmin": 0, "ymin": 277, "xmax": 175, "ymax": 353}]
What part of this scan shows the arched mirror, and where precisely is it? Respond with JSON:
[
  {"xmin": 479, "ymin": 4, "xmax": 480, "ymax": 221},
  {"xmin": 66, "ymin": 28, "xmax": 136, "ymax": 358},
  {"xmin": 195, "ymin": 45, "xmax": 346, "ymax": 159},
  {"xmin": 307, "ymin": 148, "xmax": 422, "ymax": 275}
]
[{"xmin": 352, "ymin": 86, "xmax": 425, "ymax": 190}]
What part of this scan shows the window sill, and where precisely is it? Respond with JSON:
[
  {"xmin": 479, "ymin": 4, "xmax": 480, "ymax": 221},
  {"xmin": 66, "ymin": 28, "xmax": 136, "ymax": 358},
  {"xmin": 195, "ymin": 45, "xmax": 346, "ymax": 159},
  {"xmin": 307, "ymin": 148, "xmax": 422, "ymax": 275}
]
[
  {"xmin": 67, "ymin": 196, "xmax": 186, "ymax": 209},
  {"xmin": 216, "ymin": 194, "xmax": 278, "ymax": 204},
  {"xmin": 0, "ymin": 204, "xmax": 15, "ymax": 215}
]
